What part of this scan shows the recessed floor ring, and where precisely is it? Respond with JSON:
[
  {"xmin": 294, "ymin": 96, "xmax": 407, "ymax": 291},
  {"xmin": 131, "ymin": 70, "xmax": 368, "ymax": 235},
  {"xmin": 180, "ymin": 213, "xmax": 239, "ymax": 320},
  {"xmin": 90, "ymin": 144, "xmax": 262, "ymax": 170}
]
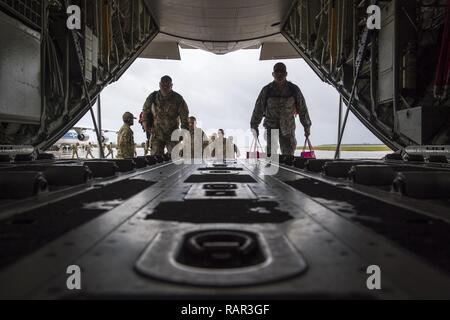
[{"xmin": 135, "ymin": 226, "xmax": 307, "ymax": 287}]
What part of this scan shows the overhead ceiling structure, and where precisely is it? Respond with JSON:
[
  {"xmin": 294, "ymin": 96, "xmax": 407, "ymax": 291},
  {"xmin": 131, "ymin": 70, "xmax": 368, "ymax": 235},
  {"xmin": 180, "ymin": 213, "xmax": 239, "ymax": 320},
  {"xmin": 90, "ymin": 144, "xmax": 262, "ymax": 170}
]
[
  {"xmin": 258, "ymin": 34, "xmax": 301, "ymax": 60},
  {"xmin": 139, "ymin": 33, "xmax": 182, "ymax": 60},
  {"xmin": 141, "ymin": 0, "xmax": 300, "ymax": 60}
]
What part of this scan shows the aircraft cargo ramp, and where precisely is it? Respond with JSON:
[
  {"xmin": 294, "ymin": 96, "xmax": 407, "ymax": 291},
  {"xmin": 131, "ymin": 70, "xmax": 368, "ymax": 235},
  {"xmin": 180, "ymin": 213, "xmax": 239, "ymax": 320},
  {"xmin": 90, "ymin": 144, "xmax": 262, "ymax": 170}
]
[{"xmin": 0, "ymin": 156, "xmax": 450, "ymax": 299}]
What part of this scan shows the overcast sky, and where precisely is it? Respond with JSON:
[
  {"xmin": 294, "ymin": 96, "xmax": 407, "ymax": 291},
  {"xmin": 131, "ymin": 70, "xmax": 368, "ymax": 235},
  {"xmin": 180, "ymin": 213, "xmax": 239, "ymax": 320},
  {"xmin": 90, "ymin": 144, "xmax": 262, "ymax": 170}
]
[{"xmin": 76, "ymin": 48, "xmax": 383, "ymax": 148}]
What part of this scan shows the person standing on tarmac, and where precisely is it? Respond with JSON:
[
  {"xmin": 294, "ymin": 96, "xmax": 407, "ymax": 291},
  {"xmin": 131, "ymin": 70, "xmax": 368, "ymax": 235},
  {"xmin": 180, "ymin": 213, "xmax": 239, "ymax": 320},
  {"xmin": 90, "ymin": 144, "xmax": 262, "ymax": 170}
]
[
  {"xmin": 250, "ymin": 62, "xmax": 312, "ymax": 156},
  {"xmin": 71, "ymin": 143, "xmax": 79, "ymax": 159},
  {"xmin": 85, "ymin": 142, "xmax": 95, "ymax": 159},
  {"xmin": 105, "ymin": 142, "xmax": 114, "ymax": 159},
  {"xmin": 117, "ymin": 112, "xmax": 136, "ymax": 159}
]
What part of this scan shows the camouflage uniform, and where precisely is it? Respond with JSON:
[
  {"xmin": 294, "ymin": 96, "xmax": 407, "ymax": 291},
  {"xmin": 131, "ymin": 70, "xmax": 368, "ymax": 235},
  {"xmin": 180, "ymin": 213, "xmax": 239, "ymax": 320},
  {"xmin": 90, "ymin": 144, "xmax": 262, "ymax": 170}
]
[
  {"xmin": 105, "ymin": 143, "xmax": 114, "ymax": 159},
  {"xmin": 85, "ymin": 144, "xmax": 95, "ymax": 159},
  {"xmin": 144, "ymin": 140, "xmax": 150, "ymax": 156},
  {"xmin": 117, "ymin": 124, "xmax": 135, "ymax": 159},
  {"xmin": 142, "ymin": 91, "xmax": 189, "ymax": 156},
  {"xmin": 251, "ymin": 81, "xmax": 312, "ymax": 156},
  {"xmin": 71, "ymin": 144, "xmax": 79, "ymax": 159}
]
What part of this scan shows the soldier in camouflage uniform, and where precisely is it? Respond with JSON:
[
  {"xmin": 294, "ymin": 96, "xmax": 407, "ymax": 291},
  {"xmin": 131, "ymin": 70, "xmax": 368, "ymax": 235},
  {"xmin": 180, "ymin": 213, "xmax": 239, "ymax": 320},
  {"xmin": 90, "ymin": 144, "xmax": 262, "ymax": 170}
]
[
  {"xmin": 71, "ymin": 143, "xmax": 79, "ymax": 159},
  {"xmin": 105, "ymin": 142, "xmax": 114, "ymax": 159},
  {"xmin": 117, "ymin": 112, "xmax": 136, "ymax": 159},
  {"xmin": 250, "ymin": 62, "xmax": 312, "ymax": 156},
  {"xmin": 85, "ymin": 142, "xmax": 95, "ymax": 159},
  {"xmin": 141, "ymin": 76, "xmax": 190, "ymax": 156}
]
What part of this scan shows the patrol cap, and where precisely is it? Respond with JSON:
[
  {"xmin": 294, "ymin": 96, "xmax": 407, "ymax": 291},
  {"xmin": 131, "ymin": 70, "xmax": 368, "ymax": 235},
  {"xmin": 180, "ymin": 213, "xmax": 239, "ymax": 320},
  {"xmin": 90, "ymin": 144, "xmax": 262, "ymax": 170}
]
[
  {"xmin": 122, "ymin": 111, "xmax": 136, "ymax": 121},
  {"xmin": 273, "ymin": 62, "xmax": 287, "ymax": 73}
]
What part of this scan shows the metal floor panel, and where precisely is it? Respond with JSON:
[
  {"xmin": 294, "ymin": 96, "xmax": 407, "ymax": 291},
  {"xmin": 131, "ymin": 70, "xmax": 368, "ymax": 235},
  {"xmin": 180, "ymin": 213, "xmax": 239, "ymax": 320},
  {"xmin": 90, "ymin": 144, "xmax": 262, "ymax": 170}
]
[{"xmin": 1, "ymin": 161, "xmax": 450, "ymax": 299}]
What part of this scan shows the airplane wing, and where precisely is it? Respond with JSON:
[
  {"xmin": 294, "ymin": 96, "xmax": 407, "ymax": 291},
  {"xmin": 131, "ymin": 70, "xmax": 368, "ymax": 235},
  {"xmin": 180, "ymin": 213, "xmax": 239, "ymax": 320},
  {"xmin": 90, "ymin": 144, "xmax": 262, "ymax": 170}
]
[{"xmin": 73, "ymin": 126, "xmax": 118, "ymax": 134}]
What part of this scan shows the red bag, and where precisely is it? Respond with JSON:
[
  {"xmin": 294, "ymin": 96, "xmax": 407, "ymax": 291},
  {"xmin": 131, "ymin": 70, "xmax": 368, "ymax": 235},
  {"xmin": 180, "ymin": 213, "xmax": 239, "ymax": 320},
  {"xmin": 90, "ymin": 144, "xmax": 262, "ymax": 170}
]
[
  {"xmin": 138, "ymin": 111, "xmax": 145, "ymax": 125},
  {"xmin": 247, "ymin": 138, "xmax": 266, "ymax": 159},
  {"xmin": 301, "ymin": 138, "xmax": 316, "ymax": 159}
]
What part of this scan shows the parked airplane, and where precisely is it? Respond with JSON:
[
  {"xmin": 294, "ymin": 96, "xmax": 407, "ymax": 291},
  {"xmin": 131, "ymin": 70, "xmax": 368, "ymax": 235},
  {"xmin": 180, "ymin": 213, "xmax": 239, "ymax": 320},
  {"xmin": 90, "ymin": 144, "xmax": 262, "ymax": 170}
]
[{"xmin": 48, "ymin": 127, "xmax": 117, "ymax": 155}]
